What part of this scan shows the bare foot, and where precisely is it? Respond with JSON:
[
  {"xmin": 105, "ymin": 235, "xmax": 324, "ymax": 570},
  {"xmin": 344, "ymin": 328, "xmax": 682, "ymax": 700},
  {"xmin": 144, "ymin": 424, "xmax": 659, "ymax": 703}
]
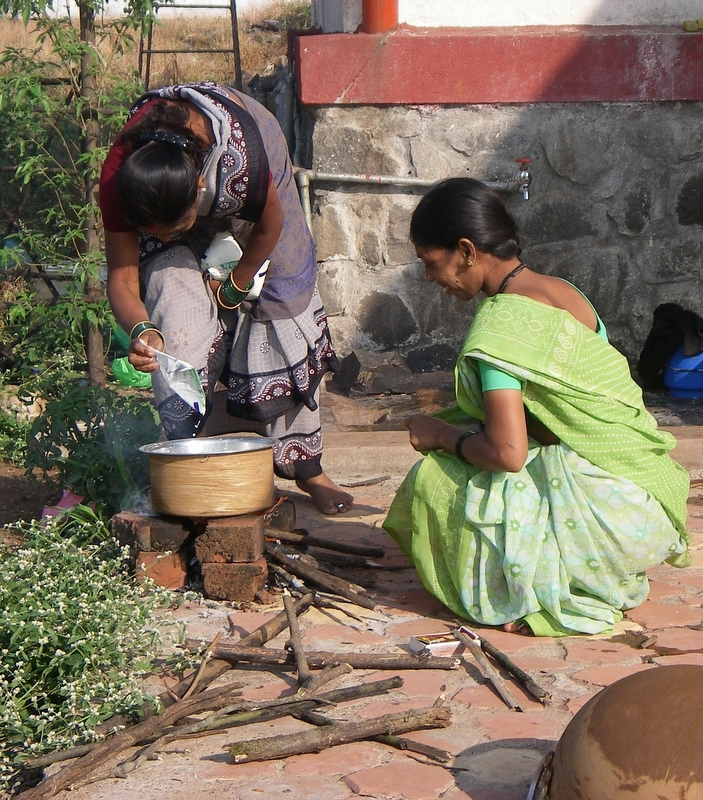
[
  {"xmin": 502, "ymin": 621, "xmax": 532, "ymax": 636},
  {"xmin": 296, "ymin": 473, "xmax": 354, "ymax": 515}
]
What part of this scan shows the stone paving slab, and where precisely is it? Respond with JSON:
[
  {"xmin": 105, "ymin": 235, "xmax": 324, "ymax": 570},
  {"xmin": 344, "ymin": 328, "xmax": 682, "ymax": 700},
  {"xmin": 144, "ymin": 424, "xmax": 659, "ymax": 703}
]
[{"xmin": 52, "ymin": 423, "xmax": 703, "ymax": 800}]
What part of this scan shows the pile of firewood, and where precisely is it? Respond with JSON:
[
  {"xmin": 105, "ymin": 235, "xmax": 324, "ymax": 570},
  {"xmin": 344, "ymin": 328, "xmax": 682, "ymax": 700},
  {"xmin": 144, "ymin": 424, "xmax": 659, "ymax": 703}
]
[
  {"xmin": 16, "ymin": 502, "xmax": 552, "ymax": 798},
  {"xmin": 17, "ymin": 592, "xmax": 460, "ymax": 799}
]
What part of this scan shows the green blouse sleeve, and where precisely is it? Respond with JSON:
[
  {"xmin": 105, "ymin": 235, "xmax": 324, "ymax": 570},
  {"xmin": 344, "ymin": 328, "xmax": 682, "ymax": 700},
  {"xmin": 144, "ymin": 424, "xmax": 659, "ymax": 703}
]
[{"xmin": 478, "ymin": 360, "xmax": 522, "ymax": 392}]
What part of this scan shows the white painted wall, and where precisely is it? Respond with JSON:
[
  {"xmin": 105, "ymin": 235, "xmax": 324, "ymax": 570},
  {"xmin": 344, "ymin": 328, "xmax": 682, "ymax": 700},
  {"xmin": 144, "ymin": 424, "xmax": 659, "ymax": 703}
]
[
  {"xmin": 312, "ymin": 0, "xmax": 703, "ymax": 32},
  {"xmin": 46, "ymin": 0, "xmax": 295, "ymax": 19}
]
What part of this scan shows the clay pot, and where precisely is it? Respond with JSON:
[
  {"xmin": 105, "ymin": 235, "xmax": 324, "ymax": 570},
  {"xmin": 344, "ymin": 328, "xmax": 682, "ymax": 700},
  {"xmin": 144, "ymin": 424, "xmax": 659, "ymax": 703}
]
[{"xmin": 550, "ymin": 665, "xmax": 703, "ymax": 799}]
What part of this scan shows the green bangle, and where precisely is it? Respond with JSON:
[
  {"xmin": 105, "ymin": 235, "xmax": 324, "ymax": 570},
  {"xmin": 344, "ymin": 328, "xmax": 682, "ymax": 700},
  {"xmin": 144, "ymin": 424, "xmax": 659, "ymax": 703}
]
[
  {"xmin": 455, "ymin": 429, "xmax": 479, "ymax": 462},
  {"xmin": 220, "ymin": 274, "xmax": 254, "ymax": 306},
  {"xmin": 216, "ymin": 283, "xmax": 241, "ymax": 310},
  {"xmin": 130, "ymin": 320, "xmax": 162, "ymax": 341}
]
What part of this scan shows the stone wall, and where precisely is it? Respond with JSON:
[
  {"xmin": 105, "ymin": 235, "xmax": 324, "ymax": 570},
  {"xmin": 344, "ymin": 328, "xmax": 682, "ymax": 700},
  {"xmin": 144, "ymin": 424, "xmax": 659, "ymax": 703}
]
[{"xmin": 306, "ymin": 102, "xmax": 703, "ymax": 370}]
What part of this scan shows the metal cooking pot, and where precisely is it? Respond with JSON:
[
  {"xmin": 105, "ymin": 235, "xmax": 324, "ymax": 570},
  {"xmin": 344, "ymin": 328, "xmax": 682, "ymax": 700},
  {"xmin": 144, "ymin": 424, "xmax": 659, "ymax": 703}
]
[{"xmin": 140, "ymin": 435, "xmax": 276, "ymax": 518}]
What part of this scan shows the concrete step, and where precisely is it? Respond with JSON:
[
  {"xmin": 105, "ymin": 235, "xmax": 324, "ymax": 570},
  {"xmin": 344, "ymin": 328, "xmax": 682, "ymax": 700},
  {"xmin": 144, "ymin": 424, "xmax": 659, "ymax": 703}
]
[
  {"xmin": 322, "ymin": 430, "xmax": 419, "ymax": 486},
  {"xmin": 320, "ymin": 426, "xmax": 703, "ymax": 483}
]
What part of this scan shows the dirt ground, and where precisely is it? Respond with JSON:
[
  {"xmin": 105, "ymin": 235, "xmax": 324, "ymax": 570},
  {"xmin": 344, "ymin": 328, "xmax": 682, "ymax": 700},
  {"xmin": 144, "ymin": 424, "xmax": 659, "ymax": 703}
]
[{"xmin": 0, "ymin": 461, "xmax": 59, "ymax": 529}]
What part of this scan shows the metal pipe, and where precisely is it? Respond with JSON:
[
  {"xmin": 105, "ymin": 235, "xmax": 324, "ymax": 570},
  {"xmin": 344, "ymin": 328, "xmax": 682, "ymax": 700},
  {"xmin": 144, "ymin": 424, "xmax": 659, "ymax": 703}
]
[
  {"xmin": 302, "ymin": 169, "xmax": 519, "ymax": 192},
  {"xmin": 295, "ymin": 168, "xmax": 314, "ymax": 232},
  {"xmin": 293, "ymin": 167, "xmax": 528, "ymax": 231}
]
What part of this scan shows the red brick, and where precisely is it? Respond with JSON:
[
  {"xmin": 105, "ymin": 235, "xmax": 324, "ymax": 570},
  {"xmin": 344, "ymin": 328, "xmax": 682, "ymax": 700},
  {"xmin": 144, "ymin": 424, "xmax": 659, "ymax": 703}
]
[
  {"xmin": 284, "ymin": 741, "xmax": 384, "ymax": 776},
  {"xmin": 195, "ymin": 514, "xmax": 264, "ymax": 564},
  {"xmin": 343, "ymin": 760, "xmax": 455, "ymax": 800},
  {"xmin": 476, "ymin": 710, "xmax": 567, "ymax": 742},
  {"xmin": 652, "ymin": 653, "xmax": 703, "ymax": 667},
  {"xmin": 111, "ymin": 510, "xmax": 191, "ymax": 553},
  {"xmin": 567, "ymin": 693, "xmax": 596, "ymax": 714},
  {"xmin": 571, "ymin": 663, "xmax": 654, "ymax": 688},
  {"xmin": 647, "ymin": 579, "xmax": 685, "ymax": 600},
  {"xmin": 565, "ymin": 640, "xmax": 648, "ymax": 665},
  {"xmin": 136, "ymin": 550, "xmax": 188, "ymax": 590},
  {"xmin": 648, "ymin": 627, "xmax": 703, "ymax": 655},
  {"xmin": 201, "ymin": 557, "xmax": 268, "ymax": 601},
  {"xmin": 624, "ymin": 600, "xmax": 703, "ymax": 629}
]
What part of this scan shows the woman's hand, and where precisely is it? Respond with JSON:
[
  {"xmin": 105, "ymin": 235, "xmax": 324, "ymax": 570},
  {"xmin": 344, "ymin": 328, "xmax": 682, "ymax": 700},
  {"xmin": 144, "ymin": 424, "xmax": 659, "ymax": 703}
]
[
  {"xmin": 406, "ymin": 389, "xmax": 533, "ymax": 473},
  {"xmin": 128, "ymin": 330, "xmax": 163, "ymax": 373},
  {"xmin": 404, "ymin": 415, "xmax": 460, "ymax": 453}
]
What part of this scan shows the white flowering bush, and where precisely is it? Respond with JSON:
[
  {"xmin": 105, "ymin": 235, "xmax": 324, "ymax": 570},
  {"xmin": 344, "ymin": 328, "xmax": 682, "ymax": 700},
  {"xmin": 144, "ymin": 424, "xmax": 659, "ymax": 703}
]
[{"xmin": 0, "ymin": 508, "xmax": 169, "ymax": 790}]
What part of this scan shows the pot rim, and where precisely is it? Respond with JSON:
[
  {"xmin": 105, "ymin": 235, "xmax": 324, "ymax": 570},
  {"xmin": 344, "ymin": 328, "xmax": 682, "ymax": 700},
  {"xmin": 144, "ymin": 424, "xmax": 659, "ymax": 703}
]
[{"xmin": 140, "ymin": 435, "xmax": 276, "ymax": 457}]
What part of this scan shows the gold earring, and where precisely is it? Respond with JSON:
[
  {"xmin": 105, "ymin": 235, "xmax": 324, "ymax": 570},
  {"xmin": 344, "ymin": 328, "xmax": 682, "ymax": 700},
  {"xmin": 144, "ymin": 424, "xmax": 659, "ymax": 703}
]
[{"xmin": 466, "ymin": 258, "xmax": 473, "ymax": 267}]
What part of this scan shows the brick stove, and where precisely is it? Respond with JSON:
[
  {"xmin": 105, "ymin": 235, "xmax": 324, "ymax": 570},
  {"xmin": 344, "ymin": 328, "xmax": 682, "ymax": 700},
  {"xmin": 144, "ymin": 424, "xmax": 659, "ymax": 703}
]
[{"xmin": 111, "ymin": 506, "xmax": 292, "ymax": 601}]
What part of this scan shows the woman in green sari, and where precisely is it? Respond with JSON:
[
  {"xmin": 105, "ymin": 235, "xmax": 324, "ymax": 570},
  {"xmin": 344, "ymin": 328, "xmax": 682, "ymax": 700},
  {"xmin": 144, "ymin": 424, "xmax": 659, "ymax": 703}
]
[{"xmin": 383, "ymin": 178, "xmax": 690, "ymax": 636}]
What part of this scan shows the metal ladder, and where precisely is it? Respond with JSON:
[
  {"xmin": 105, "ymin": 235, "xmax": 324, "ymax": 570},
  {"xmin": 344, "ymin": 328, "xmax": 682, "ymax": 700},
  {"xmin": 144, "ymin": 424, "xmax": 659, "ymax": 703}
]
[{"xmin": 138, "ymin": 0, "xmax": 242, "ymax": 91}]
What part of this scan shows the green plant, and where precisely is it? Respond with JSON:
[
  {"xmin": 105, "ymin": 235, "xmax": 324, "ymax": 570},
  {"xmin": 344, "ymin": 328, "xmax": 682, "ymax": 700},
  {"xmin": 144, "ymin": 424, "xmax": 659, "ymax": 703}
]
[
  {"xmin": 0, "ymin": 0, "xmax": 166, "ymax": 393},
  {"xmin": 0, "ymin": 506, "xmax": 169, "ymax": 792},
  {"xmin": 0, "ymin": 413, "xmax": 31, "ymax": 465},
  {"xmin": 25, "ymin": 381, "xmax": 160, "ymax": 514}
]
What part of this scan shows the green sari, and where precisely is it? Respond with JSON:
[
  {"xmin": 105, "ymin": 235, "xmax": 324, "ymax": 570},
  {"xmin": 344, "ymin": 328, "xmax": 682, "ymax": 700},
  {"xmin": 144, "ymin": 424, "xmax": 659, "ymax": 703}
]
[{"xmin": 383, "ymin": 295, "xmax": 690, "ymax": 636}]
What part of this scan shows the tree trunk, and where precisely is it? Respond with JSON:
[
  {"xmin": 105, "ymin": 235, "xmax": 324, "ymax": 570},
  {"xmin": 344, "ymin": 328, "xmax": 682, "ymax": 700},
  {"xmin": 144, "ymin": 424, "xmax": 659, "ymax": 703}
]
[{"xmin": 79, "ymin": 1, "xmax": 105, "ymax": 386}]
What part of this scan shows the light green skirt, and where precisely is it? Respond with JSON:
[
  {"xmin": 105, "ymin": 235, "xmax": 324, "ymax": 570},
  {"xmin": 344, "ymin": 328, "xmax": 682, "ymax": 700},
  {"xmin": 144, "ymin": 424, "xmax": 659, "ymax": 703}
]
[{"xmin": 383, "ymin": 443, "xmax": 688, "ymax": 636}]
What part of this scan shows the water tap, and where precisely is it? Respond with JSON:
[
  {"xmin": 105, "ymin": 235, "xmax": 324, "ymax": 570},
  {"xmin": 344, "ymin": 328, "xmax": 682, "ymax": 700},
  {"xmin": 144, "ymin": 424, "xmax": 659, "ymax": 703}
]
[{"xmin": 516, "ymin": 158, "xmax": 532, "ymax": 200}]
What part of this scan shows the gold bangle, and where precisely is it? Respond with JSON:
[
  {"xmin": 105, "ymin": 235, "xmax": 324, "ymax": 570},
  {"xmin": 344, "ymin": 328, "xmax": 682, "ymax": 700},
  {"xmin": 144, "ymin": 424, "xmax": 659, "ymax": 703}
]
[
  {"xmin": 230, "ymin": 276, "xmax": 250, "ymax": 293},
  {"xmin": 216, "ymin": 283, "xmax": 241, "ymax": 310},
  {"xmin": 141, "ymin": 327, "xmax": 165, "ymax": 345}
]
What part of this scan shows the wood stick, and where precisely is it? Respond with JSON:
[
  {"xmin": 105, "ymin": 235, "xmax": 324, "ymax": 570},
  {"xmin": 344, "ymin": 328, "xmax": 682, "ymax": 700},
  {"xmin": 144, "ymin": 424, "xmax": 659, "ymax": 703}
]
[
  {"xmin": 478, "ymin": 634, "xmax": 551, "ymax": 705},
  {"xmin": 453, "ymin": 629, "xmax": 523, "ymax": 712},
  {"xmin": 266, "ymin": 528, "xmax": 385, "ymax": 558},
  {"xmin": 266, "ymin": 545, "xmax": 376, "ymax": 609},
  {"xmin": 16, "ymin": 683, "xmax": 245, "ymax": 800},
  {"xmin": 298, "ymin": 708, "xmax": 452, "ymax": 763},
  {"xmin": 238, "ymin": 593, "xmax": 313, "ymax": 647},
  {"xmin": 313, "ymin": 595, "xmax": 365, "ymax": 623},
  {"xmin": 129, "ymin": 677, "xmax": 410, "ymax": 765},
  {"xmin": 341, "ymin": 475, "xmax": 391, "ymax": 488},
  {"xmin": 304, "ymin": 662, "xmax": 353, "ymax": 694},
  {"xmin": 289, "ymin": 549, "xmax": 373, "ymax": 593},
  {"xmin": 269, "ymin": 562, "xmax": 311, "ymax": 594},
  {"xmin": 159, "ymin": 660, "xmax": 232, "ymax": 709},
  {"xmin": 301, "ymin": 549, "xmax": 378, "ymax": 572},
  {"xmin": 373, "ymin": 734, "xmax": 452, "ymax": 762},
  {"xmin": 161, "ymin": 593, "xmax": 315, "ymax": 710},
  {"xmin": 268, "ymin": 541, "xmax": 371, "ymax": 593},
  {"xmin": 283, "ymin": 589, "xmax": 312, "ymax": 687},
  {"xmin": 185, "ymin": 641, "xmax": 461, "ymax": 671},
  {"xmin": 23, "ymin": 676, "xmax": 405, "ymax": 771},
  {"xmin": 182, "ymin": 632, "xmax": 223, "ymax": 700},
  {"xmin": 227, "ymin": 706, "xmax": 452, "ymax": 762},
  {"xmin": 22, "ymin": 745, "xmax": 95, "ymax": 770},
  {"xmin": 169, "ymin": 676, "xmax": 403, "ymax": 745}
]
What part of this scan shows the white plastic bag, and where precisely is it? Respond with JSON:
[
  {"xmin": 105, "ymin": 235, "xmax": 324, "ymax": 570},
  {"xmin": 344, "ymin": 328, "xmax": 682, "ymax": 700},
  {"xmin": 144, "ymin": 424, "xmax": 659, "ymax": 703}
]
[
  {"xmin": 146, "ymin": 346, "xmax": 206, "ymax": 413},
  {"xmin": 200, "ymin": 231, "xmax": 269, "ymax": 300},
  {"xmin": 201, "ymin": 232, "xmax": 242, "ymax": 281}
]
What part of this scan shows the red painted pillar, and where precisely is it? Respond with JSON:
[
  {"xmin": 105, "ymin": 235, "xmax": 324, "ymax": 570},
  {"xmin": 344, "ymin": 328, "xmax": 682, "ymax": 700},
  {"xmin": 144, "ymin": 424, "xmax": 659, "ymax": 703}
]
[{"xmin": 362, "ymin": 0, "xmax": 398, "ymax": 33}]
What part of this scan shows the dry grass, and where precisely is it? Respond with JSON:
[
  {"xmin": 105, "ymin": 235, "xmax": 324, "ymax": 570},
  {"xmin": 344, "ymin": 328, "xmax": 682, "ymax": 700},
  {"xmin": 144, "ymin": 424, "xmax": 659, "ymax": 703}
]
[{"xmin": 0, "ymin": 0, "xmax": 308, "ymax": 86}]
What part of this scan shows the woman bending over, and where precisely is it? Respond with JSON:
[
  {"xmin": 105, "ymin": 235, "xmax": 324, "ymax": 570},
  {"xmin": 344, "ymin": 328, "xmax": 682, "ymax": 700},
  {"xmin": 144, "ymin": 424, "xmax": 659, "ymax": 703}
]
[{"xmin": 100, "ymin": 82, "xmax": 352, "ymax": 515}]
